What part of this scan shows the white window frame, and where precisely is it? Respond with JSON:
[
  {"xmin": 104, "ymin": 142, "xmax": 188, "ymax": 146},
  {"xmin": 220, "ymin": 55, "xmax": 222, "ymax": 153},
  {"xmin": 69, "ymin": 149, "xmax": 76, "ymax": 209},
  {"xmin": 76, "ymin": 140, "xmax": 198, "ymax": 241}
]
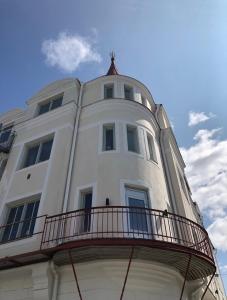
[
  {"xmin": 104, "ymin": 83, "xmax": 114, "ymax": 99},
  {"xmin": 101, "ymin": 81, "xmax": 116, "ymax": 99},
  {"xmin": 126, "ymin": 125, "xmax": 140, "ymax": 154},
  {"xmin": 124, "ymin": 186, "xmax": 152, "ymax": 236},
  {"xmin": 146, "ymin": 132, "xmax": 157, "ymax": 163},
  {"xmin": 177, "ymin": 168, "xmax": 190, "ymax": 203},
  {"xmin": 98, "ymin": 121, "xmax": 120, "ymax": 154},
  {"xmin": 75, "ymin": 182, "xmax": 97, "ymax": 211},
  {"xmin": 37, "ymin": 94, "xmax": 63, "ymax": 116},
  {"xmin": 0, "ymin": 197, "xmax": 40, "ymax": 243},
  {"xmin": 124, "ymin": 85, "xmax": 134, "ymax": 101},
  {"xmin": 102, "ymin": 123, "xmax": 116, "ymax": 151},
  {"xmin": 21, "ymin": 135, "xmax": 54, "ymax": 169}
]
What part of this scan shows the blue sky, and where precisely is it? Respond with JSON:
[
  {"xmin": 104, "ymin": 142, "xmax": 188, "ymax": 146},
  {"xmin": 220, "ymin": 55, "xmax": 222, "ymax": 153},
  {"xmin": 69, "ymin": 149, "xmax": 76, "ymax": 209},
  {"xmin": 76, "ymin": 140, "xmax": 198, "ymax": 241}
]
[{"xmin": 1, "ymin": 0, "xmax": 227, "ymax": 291}]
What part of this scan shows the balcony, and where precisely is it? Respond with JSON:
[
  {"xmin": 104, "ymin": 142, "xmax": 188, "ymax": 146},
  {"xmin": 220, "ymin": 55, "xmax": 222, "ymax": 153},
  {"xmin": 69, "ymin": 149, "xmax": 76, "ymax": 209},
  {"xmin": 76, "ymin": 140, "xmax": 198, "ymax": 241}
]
[
  {"xmin": 0, "ymin": 206, "xmax": 215, "ymax": 281},
  {"xmin": 0, "ymin": 130, "xmax": 15, "ymax": 154}
]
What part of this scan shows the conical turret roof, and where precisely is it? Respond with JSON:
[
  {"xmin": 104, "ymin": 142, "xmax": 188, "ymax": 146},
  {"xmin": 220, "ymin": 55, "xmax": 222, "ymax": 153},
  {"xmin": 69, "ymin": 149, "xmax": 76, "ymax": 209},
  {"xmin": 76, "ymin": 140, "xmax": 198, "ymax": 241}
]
[{"xmin": 106, "ymin": 52, "xmax": 119, "ymax": 76}]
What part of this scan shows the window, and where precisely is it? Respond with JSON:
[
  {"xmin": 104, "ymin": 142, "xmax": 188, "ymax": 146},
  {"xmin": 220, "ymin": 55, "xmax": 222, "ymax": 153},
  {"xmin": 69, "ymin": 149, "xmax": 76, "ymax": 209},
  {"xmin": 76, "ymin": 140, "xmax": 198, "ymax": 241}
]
[
  {"xmin": 103, "ymin": 124, "xmax": 115, "ymax": 151},
  {"xmin": 178, "ymin": 169, "xmax": 188, "ymax": 199},
  {"xmin": 23, "ymin": 138, "xmax": 53, "ymax": 168},
  {"xmin": 0, "ymin": 159, "xmax": 7, "ymax": 181},
  {"xmin": 141, "ymin": 96, "xmax": 146, "ymax": 106},
  {"xmin": 125, "ymin": 188, "xmax": 149, "ymax": 232},
  {"xmin": 1, "ymin": 200, "xmax": 40, "ymax": 243},
  {"xmin": 80, "ymin": 190, "xmax": 93, "ymax": 232},
  {"xmin": 124, "ymin": 85, "xmax": 133, "ymax": 100},
  {"xmin": 0, "ymin": 127, "xmax": 12, "ymax": 144},
  {"xmin": 147, "ymin": 133, "xmax": 157, "ymax": 162},
  {"xmin": 127, "ymin": 125, "xmax": 139, "ymax": 153},
  {"xmin": 38, "ymin": 96, "xmax": 63, "ymax": 115},
  {"xmin": 104, "ymin": 84, "xmax": 114, "ymax": 99}
]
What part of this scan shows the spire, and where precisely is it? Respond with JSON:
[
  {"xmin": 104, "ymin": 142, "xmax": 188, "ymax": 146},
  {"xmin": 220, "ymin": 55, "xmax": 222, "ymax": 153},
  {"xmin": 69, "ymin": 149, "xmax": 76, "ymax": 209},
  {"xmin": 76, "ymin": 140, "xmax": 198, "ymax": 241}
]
[{"xmin": 106, "ymin": 52, "xmax": 119, "ymax": 76}]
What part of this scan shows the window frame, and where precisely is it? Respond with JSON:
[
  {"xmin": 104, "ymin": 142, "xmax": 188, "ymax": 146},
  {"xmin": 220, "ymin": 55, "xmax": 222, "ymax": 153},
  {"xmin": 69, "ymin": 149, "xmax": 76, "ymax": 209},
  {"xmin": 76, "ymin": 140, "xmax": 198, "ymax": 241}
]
[
  {"xmin": 0, "ymin": 198, "xmax": 40, "ymax": 243},
  {"xmin": 126, "ymin": 125, "xmax": 140, "ymax": 153},
  {"xmin": 22, "ymin": 136, "xmax": 54, "ymax": 169},
  {"xmin": 102, "ymin": 123, "xmax": 116, "ymax": 151},
  {"xmin": 177, "ymin": 168, "xmax": 190, "ymax": 202},
  {"xmin": 37, "ymin": 95, "xmax": 63, "ymax": 116},
  {"xmin": 104, "ymin": 83, "xmax": 114, "ymax": 99},
  {"xmin": 125, "ymin": 187, "xmax": 151, "ymax": 233},
  {"xmin": 79, "ymin": 188, "xmax": 93, "ymax": 233},
  {"xmin": 146, "ymin": 132, "xmax": 157, "ymax": 163},
  {"xmin": 0, "ymin": 159, "xmax": 7, "ymax": 181},
  {"xmin": 141, "ymin": 96, "xmax": 146, "ymax": 106},
  {"xmin": 124, "ymin": 85, "xmax": 134, "ymax": 101}
]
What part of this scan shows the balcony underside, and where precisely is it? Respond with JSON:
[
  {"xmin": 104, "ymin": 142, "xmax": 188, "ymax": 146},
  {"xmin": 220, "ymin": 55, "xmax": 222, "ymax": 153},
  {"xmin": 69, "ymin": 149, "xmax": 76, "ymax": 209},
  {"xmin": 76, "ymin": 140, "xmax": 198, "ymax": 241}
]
[
  {"xmin": 52, "ymin": 239, "xmax": 215, "ymax": 281},
  {"xmin": 0, "ymin": 238, "xmax": 215, "ymax": 281}
]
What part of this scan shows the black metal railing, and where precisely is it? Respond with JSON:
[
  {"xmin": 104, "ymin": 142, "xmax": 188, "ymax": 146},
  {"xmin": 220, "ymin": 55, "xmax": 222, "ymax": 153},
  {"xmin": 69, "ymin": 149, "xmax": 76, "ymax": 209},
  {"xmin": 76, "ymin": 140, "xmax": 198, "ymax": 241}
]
[
  {"xmin": 0, "ymin": 132, "xmax": 15, "ymax": 153},
  {"xmin": 40, "ymin": 206, "xmax": 214, "ymax": 261}
]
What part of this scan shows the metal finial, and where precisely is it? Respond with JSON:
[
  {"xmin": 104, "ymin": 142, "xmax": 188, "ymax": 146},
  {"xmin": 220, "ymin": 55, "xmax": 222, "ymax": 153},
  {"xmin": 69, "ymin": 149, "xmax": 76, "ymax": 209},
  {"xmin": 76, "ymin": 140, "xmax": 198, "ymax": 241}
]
[{"xmin": 110, "ymin": 51, "xmax": 115, "ymax": 62}]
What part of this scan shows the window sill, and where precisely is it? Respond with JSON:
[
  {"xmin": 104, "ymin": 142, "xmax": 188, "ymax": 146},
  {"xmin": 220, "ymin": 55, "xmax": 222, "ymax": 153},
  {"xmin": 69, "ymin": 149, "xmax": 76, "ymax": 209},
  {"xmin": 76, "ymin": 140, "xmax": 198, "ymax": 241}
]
[{"xmin": 16, "ymin": 160, "xmax": 49, "ymax": 173}]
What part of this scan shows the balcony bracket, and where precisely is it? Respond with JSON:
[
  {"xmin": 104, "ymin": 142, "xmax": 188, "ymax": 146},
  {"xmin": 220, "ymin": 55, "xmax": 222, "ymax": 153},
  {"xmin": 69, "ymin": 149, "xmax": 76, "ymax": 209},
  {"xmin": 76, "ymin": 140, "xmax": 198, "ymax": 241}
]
[
  {"xmin": 68, "ymin": 250, "xmax": 83, "ymax": 300},
  {"xmin": 179, "ymin": 254, "xmax": 192, "ymax": 300},
  {"xmin": 201, "ymin": 271, "xmax": 216, "ymax": 300},
  {"xmin": 120, "ymin": 246, "xmax": 134, "ymax": 300}
]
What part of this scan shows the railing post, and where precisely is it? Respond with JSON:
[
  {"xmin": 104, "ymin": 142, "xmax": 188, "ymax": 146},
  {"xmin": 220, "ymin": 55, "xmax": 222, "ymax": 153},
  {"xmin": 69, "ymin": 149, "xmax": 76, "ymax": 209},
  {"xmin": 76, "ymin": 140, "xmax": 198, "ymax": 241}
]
[{"xmin": 179, "ymin": 254, "xmax": 192, "ymax": 300}]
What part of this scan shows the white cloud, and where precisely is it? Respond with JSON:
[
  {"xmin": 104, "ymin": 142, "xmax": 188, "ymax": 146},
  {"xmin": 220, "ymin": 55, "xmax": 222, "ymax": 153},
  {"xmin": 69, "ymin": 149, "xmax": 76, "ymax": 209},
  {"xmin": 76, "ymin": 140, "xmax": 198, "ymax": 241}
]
[
  {"xmin": 42, "ymin": 32, "xmax": 101, "ymax": 73},
  {"xmin": 180, "ymin": 128, "xmax": 227, "ymax": 251},
  {"xmin": 188, "ymin": 111, "xmax": 215, "ymax": 127},
  {"xmin": 220, "ymin": 264, "xmax": 227, "ymax": 272},
  {"xmin": 207, "ymin": 217, "xmax": 227, "ymax": 252}
]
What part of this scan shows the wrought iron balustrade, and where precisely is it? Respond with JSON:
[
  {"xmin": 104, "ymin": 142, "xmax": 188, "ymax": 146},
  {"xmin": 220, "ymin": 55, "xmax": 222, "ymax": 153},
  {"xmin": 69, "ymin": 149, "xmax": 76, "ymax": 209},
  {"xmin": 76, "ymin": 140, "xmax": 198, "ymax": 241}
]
[
  {"xmin": 40, "ymin": 206, "xmax": 214, "ymax": 262},
  {"xmin": 0, "ymin": 131, "xmax": 15, "ymax": 153}
]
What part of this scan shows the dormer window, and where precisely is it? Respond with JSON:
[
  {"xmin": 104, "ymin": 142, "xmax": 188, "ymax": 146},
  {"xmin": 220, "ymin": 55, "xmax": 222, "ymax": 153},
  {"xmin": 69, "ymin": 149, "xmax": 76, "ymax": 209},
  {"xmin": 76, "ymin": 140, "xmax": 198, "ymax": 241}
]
[
  {"xmin": 124, "ymin": 85, "xmax": 133, "ymax": 100},
  {"xmin": 38, "ymin": 96, "xmax": 63, "ymax": 116},
  {"xmin": 104, "ymin": 84, "xmax": 114, "ymax": 99}
]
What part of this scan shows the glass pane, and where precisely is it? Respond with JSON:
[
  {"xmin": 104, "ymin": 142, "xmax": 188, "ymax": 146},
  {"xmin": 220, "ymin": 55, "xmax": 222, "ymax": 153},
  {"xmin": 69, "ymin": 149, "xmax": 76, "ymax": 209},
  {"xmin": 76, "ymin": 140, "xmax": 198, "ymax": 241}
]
[
  {"xmin": 24, "ymin": 145, "xmax": 39, "ymax": 167},
  {"xmin": 129, "ymin": 198, "xmax": 148, "ymax": 232},
  {"xmin": 104, "ymin": 85, "xmax": 113, "ymax": 99},
  {"xmin": 124, "ymin": 86, "xmax": 133, "ymax": 100},
  {"xmin": 39, "ymin": 102, "xmax": 50, "ymax": 115},
  {"xmin": 141, "ymin": 96, "xmax": 146, "ymax": 106},
  {"xmin": 0, "ymin": 159, "xmax": 7, "ymax": 181},
  {"xmin": 103, "ymin": 125, "xmax": 115, "ymax": 151},
  {"xmin": 39, "ymin": 139, "xmax": 53, "ymax": 162},
  {"xmin": 51, "ymin": 97, "xmax": 63, "ymax": 110},
  {"xmin": 83, "ymin": 193, "xmax": 92, "ymax": 232},
  {"xmin": 20, "ymin": 202, "xmax": 35, "ymax": 237},
  {"xmin": 147, "ymin": 134, "xmax": 156, "ymax": 161},
  {"xmin": 1, "ymin": 207, "xmax": 17, "ymax": 242},
  {"xmin": 127, "ymin": 127, "xmax": 138, "ymax": 152},
  {"xmin": 0, "ymin": 130, "xmax": 11, "ymax": 143},
  {"xmin": 21, "ymin": 201, "xmax": 40, "ymax": 237},
  {"xmin": 29, "ymin": 201, "xmax": 40, "ymax": 235},
  {"xmin": 9, "ymin": 205, "xmax": 24, "ymax": 240}
]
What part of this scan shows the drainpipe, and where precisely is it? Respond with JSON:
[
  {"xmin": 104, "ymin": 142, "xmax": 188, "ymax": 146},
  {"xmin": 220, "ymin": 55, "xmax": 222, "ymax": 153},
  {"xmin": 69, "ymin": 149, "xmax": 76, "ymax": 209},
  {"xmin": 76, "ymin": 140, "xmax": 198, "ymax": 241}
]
[
  {"xmin": 62, "ymin": 82, "xmax": 84, "ymax": 213},
  {"xmin": 155, "ymin": 104, "xmax": 179, "ymax": 214},
  {"xmin": 50, "ymin": 261, "xmax": 59, "ymax": 300}
]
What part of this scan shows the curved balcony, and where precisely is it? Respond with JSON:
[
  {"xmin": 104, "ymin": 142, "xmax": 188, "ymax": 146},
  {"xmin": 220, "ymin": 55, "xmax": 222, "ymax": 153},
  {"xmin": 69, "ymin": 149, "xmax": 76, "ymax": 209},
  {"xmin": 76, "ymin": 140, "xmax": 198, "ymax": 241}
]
[{"xmin": 40, "ymin": 206, "xmax": 215, "ymax": 280}]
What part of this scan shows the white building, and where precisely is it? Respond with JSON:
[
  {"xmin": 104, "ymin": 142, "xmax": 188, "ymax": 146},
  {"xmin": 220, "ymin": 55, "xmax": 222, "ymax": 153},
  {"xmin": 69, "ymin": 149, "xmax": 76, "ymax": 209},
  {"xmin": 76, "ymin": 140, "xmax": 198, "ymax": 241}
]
[{"xmin": 0, "ymin": 56, "xmax": 225, "ymax": 300}]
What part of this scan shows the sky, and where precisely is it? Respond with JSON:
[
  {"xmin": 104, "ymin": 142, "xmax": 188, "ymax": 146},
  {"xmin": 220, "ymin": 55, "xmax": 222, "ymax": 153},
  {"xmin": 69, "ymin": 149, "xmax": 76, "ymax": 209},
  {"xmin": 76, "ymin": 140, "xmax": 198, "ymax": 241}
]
[{"xmin": 1, "ymin": 0, "xmax": 227, "ymax": 292}]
